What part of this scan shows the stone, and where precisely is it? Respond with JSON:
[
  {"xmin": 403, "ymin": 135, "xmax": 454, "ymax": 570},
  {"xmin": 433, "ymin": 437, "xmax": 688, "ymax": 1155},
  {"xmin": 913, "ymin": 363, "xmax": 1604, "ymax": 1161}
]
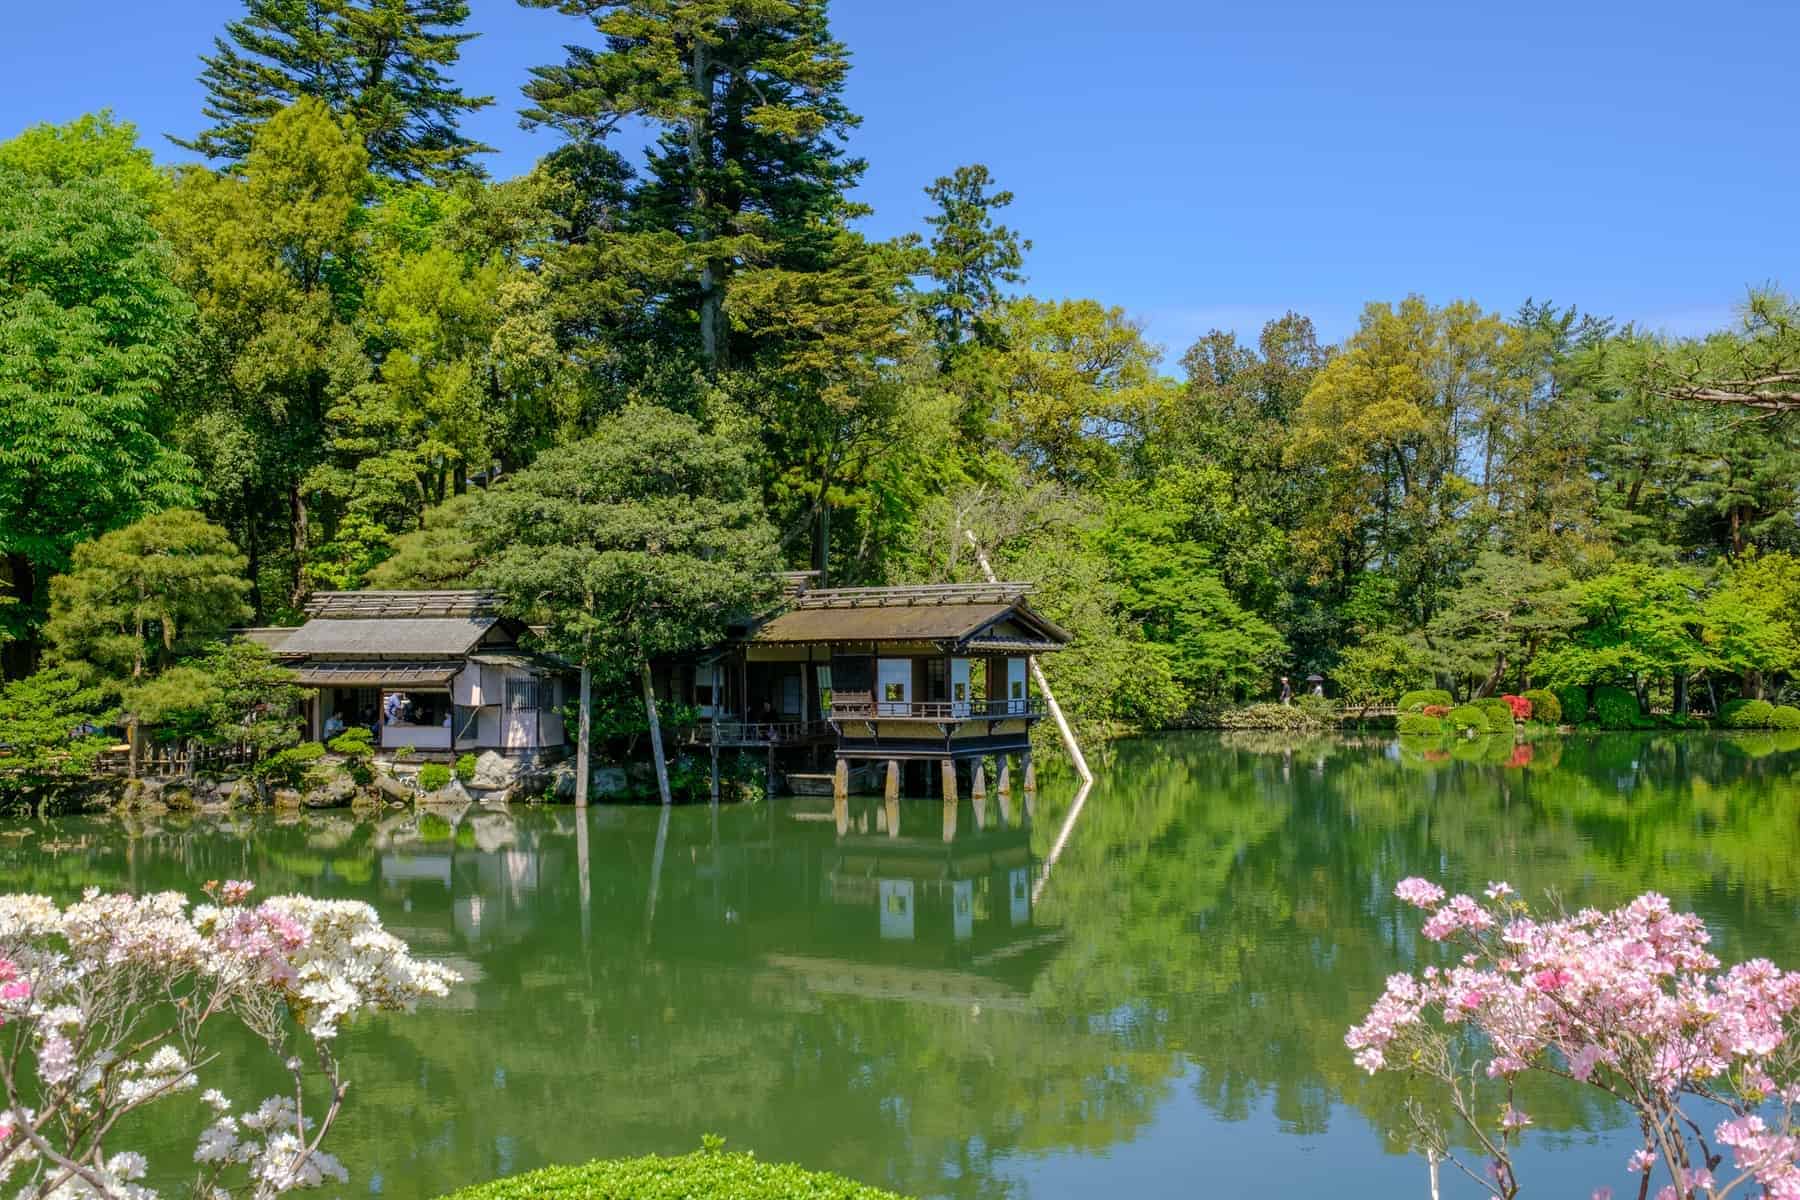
[
  {"xmin": 593, "ymin": 766, "xmax": 628, "ymax": 797},
  {"xmin": 372, "ymin": 771, "xmax": 412, "ymax": 803},
  {"xmin": 272, "ymin": 788, "xmax": 303, "ymax": 809},
  {"xmin": 472, "ymin": 751, "xmax": 518, "ymax": 789}
]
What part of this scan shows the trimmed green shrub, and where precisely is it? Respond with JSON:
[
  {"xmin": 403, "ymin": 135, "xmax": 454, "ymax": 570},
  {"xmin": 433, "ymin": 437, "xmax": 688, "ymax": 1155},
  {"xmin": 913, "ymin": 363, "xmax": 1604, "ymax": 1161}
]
[
  {"xmin": 1772, "ymin": 705, "xmax": 1800, "ymax": 731},
  {"xmin": 1446, "ymin": 704, "xmax": 1491, "ymax": 734},
  {"xmin": 1399, "ymin": 688, "xmax": 1454, "ymax": 713},
  {"xmin": 417, "ymin": 762, "xmax": 452, "ymax": 792},
  {"xmin": 1556, "ymin": 685, "xmax": 1590, "ymax": 725},
  {"xmin": 1521, "ymin": 688, "xmax": 1562, "ymax": 725},
  {"xmin": 1591, "ymin": 685, "xmax": 1648, "ymax": 729},
  {"xmin": 1397, "ymin": 712, "xmax": 1446, "ymax": 736},
  {"xmin": 455, "ymin": 752, "xmax": 478, "ymax": 782},
  {"xmin": 252, "ymin": 740, "xmax": 324, "ymax": 788},
  {"xmin": 1721, "ymin": 699, "xmax": 1779, "ymax": 729},
  {"xmin": 1473, "ymin": 697, "xmax": 1516, "ymax": 729},
  {"xmin": 437, "ymin": 1152, "xmax": 913, "ymax": 1200}
]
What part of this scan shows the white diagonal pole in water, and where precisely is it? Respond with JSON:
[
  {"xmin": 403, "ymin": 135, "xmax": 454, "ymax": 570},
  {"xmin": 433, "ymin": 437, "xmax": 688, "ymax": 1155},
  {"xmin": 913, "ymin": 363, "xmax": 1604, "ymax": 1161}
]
[{"xmin": 962, "ymin": 531, "xmax": 1092, "ymax": 786}]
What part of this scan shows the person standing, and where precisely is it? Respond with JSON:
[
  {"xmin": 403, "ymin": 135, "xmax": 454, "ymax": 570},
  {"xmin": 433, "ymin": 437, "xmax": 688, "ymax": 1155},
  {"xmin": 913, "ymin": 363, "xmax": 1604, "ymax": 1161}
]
[{"xmin": 1279, "ymin": 676, "xmax": 1293, "ymax": 706}]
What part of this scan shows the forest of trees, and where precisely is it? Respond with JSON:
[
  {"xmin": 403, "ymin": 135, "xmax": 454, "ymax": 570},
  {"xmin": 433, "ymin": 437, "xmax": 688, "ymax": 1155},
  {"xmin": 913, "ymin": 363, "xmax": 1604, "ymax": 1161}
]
[{"xmin": 3, "ymin": 0, "xmax": 1799, "ymax": 754}]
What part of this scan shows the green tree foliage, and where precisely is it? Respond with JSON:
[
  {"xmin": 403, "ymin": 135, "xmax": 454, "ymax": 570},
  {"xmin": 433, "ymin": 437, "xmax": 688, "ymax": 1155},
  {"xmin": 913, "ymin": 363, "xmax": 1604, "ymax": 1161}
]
[
  {"xmin": 161, "ymin": 98, "xmax": 372, "ymax": 611},
  {"xmin": 0, "ymin": 111, "xmax": 169, "ymax": 202},
  {"xmin": 0, "ymin": 668, "xmax": 114, "ymax": 802},
  {"xmin": 181, "ymin": 0, "xmax": 494, "ymax": 180},
  {"xmin": 1533, "ymin": 563, "xmax": 1711, "ymax": 708},
  {"xmin": 520, "ymin": 0, "xmax": 863, "ymax": 374},
  {"xmin": 0, "ymin": 130, "xmax": 196, "ymax": 671},
  {"xmin": 920, "ymin": 163, "xmax": 1029, "ymax": 356},
  {"xmin": 119, "ymin": 640, "xmax": 302, "ymax": 756},
  {"xmin": 1427, "ymin": 551, "xmax": 1581, "ymax": 696},
  {"xmin": 43, "ymin": 510, "xmax": 252, "ymax": 685},
  {"xmin": 469, "ymin": 405, "xmax": 780, "ymax": 804}
]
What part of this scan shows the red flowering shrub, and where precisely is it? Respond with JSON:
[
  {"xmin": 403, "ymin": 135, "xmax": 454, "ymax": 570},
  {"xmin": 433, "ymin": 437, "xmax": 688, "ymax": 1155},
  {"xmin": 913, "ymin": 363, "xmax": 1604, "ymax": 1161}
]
[{"xmin": 1502, "ymin": 693, "xmax": 1532, "ymax": 720}]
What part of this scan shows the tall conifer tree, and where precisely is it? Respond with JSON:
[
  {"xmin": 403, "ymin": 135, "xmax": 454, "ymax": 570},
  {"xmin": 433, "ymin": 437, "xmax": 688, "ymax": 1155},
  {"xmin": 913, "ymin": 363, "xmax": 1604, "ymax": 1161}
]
[{"xmin": 180, "ymin": 0, "xmax": 493, "ymax": 181}]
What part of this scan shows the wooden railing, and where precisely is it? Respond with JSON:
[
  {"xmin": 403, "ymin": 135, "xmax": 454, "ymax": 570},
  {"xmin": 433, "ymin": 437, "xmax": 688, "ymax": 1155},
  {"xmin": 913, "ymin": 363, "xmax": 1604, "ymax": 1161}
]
[
  {"xmin": 686, "ymin": 720, "xmax": 834, "ymax": 747},
  {"xmin": 829, "ymin": 698, "xmax": 1046, "ymax": 721},
  {"xmin": 95, "ymin": 743, "xmax": 260, "ymax": 778}
]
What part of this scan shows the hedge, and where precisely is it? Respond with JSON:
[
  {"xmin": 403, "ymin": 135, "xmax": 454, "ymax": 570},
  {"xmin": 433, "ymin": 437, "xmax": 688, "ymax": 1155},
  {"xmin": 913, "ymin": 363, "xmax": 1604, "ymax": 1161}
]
[
  {"xmin": 417, "ymin": 762, "xmax": 453, "ymax": 792},
  {"xmin": 1773, "ymin": 705, "xmax": 1800, "ymax": 731},
  {"xmin": 1446, "ymin": 704, "xmax": 1492, "ymax": 734},
  {"xmin": 1556, "ymin": 685, "xmax": 1590, "ymax": 725},
  {"xmin": 1399, "ymin": 689, "xmax": 1454, "ymax": 713},
  {"xmin": 1473, "ymin": 697, "xmax": 1517, "ymax": 730},
  {"xmin": 1397, "ymin": 712, "xmax": 1446, "ymax": 736},
  {"xmin": 1521, "ymin": 688, "xmax": 1561, "ymax": 725},
  {"xmin": 1721, "ymin": 699, "xmax": 1779, "ymax": 730},
  {"xmin": 436, "ymin": 1153, "xmax": 913, "ymax": 1200},
  {"xmin": 1592, "ymin": 685, "xmax": 1648, "ymax": 730}
]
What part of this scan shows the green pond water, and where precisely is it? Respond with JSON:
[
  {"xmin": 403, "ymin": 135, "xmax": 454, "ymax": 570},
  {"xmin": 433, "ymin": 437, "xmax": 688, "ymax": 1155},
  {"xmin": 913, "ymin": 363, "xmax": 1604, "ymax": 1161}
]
[{"xmin": 4, "ymin": 730, "xmax": 1800, "ymax": 1199}]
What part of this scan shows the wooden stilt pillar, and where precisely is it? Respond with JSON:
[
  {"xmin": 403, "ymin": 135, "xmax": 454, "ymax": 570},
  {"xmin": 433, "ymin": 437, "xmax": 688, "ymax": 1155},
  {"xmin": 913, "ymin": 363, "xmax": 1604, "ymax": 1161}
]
[
  {"xmin": 766, "ymin": 744, "xmax": 777, "ymax": 800},
  {"xmin": 971, "ymin": 760, "xmax": 989, "ymax": 830},
  {"xmin": 997, "ymin": 755, "xmax": 1014, "ymax": 826},
  {"xmin": 885, "ymin": 759, "xmax": 900, "ymax": 840},
  {"xmin": 942, "ymin": 792, "xmax": 957, "ymax": 842},
  {"xmin": 832, "ymin": 759, "xmax": 849, "ymax": 836},
  {"xmin": 1022, "ymin": 750, "xmax": 1037, "ymax": 824},
  {"xmin": 940, "ymin": 758, "xmax": 958, "ymax": 803}
]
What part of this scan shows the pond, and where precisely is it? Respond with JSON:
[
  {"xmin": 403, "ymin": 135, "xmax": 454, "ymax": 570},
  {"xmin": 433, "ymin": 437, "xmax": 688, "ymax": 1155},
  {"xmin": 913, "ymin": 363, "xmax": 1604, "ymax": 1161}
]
[{"xmin": 4, "ymin": 730, "xmax": 1800, "ymax": 1200}]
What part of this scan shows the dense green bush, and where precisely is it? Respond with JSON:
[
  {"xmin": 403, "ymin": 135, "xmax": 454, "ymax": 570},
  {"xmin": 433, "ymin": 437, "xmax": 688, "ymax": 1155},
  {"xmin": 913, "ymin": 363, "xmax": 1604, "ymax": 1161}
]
[
  {"xmin": 1772, "ymin": 705, "xmax": 1800, "ymax": 731},
  {"xmin": 455, "ymin": 752, "xmax": 478, "ymax": 782},
  {"xmin": 1720, "ymin": 699, "xmax": 1779, "ymax": 729},
  {"xmin": 1446, "ymin": 704, "xmax": 1492, "ymax": 734},
  {"xmin": 437, "ymin": 1152, "xmax": 912, "ymax": 1200},
  {"xmin": 1397, "ymin": 712, "xmax": 1446, "ymax": 736},
  {"xmin": 1473, "ymin": 697, "xmax": 1516, "ymax": 729},
  {"xmin": 1591, "ymin": 685, "xmax": 1647, "ymax": 729},
  {"xmin": 1556, "ymin": 685, "xmax": 1590, "ymax": 725},
  {"xmin": 1206, "ymin": 703, "xmax": 1332, "ymax": 731},
  {"xmin": 1399, "ymin": 688, "xmax": 1454, "ymax": 712},
  {"xmin": 252, "ymin": 741, "xmax": 324, "ymax": 788},
  {"xmin": 417, "ymin": 762, "xmax": 452, "ymax": 792},
  {"xmin": 1521, "ymin": 688, "xmax": 1562, "ymax": 725}
]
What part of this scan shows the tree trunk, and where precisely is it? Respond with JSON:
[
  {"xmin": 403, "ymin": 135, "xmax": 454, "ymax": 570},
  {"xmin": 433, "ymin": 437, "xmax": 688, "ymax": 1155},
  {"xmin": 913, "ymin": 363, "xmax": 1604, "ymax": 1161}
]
[
  {"xmin": 816, "ymin": 502, "xmax": 831, "ymax": 586},
  {"xmin": 289, "ymin": 483, "xmax": 310, "ymax": 609},
  {"xmin": 575, "ymin": 662, "xmax": 591, "ymax": 809},
  {"xmin": 241, "ymin": 483, "xmax": 264, "ymax": 621},
  {"xmin": 1673, "ymin": 674, "xmax": 1690, "ymax": 717},
  {"xmin": 453, "ymin": 462, "xmax": 467, "ymax": 496},
  {"xmin": 688, "ymin": 42, "xmax": 723, "ymax": 372},
  {"xmin": 1743, "ymin": 669, "xmax": 1764, "ymax": 702},
  {"xmin": 1, "ymin": 552, "xmax": 37, "ymax": 678},
  {"xmin": 641, "ymin": 659, "xmax": 673, "ymax": 807},
  {"xmin": 1476, "ymin": 651, "xmax": 1507, "ymax": 699}
]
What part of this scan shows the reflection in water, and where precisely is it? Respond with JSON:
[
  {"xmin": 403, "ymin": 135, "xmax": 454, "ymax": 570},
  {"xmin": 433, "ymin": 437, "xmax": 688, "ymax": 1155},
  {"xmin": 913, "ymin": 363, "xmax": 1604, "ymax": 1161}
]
[{"xmin": 2, "ymin": 731, "xmax": 1799, "ymax": 1200}]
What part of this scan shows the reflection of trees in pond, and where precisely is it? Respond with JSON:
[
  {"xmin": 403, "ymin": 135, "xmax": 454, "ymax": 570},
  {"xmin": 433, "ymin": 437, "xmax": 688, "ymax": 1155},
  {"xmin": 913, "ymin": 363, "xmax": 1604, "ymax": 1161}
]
[
  {"xmin": 1027, "ymin": 732, "xmax": 1800, "ymax": 1152},
  {"xmin": 3, "ymin": 733, "xmax": 1799, "ymax": 1199}
]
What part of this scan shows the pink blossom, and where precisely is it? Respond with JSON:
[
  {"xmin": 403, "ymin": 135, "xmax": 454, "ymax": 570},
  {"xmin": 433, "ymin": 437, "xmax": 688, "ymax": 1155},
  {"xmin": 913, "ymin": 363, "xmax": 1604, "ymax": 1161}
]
[
  {"xmin": 1499, "ymin": 1106, "xmax": 1532, "ymax": 1132},
  {"xmin": 1394, "ymin": 878, "xmax": 1445, "ymax": 909},
  {"xmin": 1627, "ymin": 1149, "xmax": 1657, "ymax": 1174}
]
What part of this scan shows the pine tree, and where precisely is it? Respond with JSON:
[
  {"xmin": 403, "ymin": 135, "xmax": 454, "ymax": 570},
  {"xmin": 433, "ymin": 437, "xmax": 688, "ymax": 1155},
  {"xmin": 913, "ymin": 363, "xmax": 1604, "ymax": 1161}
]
[
  {"xmin": 922, "ymin": 163, "xmax": 1029, "ymax": 356},
  {"xmin": 179, "ymin": 0, "xmax": 493, "ymax": 181},
  {"xmin": 520, "ymin": 0, "xmax": 864, "ymax": 371}
]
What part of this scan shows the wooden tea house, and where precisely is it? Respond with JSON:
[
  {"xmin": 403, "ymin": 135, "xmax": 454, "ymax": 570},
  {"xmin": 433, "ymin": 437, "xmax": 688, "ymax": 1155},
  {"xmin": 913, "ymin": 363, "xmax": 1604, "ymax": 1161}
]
[
  {"xmin": 258, "ymin": 590, "xmax": 572, "ymax": 759},
  {"xmin": 672, "ymin": 579, "xmax": 1071, "ymax": 801}
]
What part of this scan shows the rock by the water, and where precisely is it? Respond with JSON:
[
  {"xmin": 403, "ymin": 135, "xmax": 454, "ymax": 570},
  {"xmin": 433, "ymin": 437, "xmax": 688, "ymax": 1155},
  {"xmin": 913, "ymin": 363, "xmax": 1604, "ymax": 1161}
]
[{"xmin": 472, "ymin": 751, "xmax": 518, "ymax": 789}]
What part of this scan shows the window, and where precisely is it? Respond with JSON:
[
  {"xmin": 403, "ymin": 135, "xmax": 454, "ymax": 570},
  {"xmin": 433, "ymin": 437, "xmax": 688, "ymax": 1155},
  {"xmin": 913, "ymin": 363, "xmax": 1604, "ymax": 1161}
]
[
  {"xmin": 926, "ymin": 659, "xmax": 948, "ymax": 702},
  {"xmin": 505, "ymin": 678, "xmax": 541, "ymax": 711},
  {"xmin": 954, "ymin": 681, "xmax": 968, "ymax": 702},
  {"xmin": 1011, "ymin": 680, "xmax": 1024, "ymax": 700},
  {"xmin": 780, "ymin": 674, "xmax": 802, "ymax": 715},
  {"xmin": 884, "ymin": 681, "xmax": 906, "ymax": 702}
]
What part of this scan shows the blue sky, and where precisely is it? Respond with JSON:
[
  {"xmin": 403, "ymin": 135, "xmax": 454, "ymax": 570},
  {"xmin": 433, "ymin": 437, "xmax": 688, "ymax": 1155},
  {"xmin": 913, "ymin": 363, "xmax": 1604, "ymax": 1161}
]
[{"xmin": 6, "ymin": 0, "xmax": 1796, "ymax": 360}]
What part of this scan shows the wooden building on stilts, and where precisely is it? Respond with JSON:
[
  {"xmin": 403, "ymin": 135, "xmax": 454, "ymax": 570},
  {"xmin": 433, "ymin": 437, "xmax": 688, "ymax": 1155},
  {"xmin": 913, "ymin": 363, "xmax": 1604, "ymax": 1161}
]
[{"xmin": 664, "ymin": 578, "xmax": 1070, "ymax": 823}]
